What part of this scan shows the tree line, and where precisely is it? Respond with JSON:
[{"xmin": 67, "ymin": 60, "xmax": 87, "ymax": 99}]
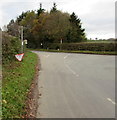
[{"xmin": 7, "ymin": 3, "xmax": 87, "ymax": 49}]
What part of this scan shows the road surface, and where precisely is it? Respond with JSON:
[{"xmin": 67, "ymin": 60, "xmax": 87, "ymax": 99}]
[{"xmin": 33, "ymin": 51, "xmax": 115, "ymax": 118}]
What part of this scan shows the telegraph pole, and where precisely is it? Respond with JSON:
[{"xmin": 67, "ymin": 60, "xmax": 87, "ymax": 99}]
[
  {"xmin": 60, "ymin": 38, "xmax": 63, "ymax": 50},
  {"xmin": 20, "ymin": 26, "xmax": 23, "ymax": 53}
]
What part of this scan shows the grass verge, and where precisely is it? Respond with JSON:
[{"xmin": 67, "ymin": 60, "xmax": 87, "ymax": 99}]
[
  {"xmin": 31, "ymin": 49, "xmax": 116, "ymax": 55},
  {"xmin": 2, "ymin": 51, "xmax": 38, "ymax": 118}
]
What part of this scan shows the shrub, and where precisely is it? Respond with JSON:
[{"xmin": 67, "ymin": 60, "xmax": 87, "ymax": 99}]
[
  {"xmin": 2, "ymin": 32, "xmax": 21, "ymax": 63},
  {"xmin": 47, "ymin": 42, "xmax": 115, "ymax": 52}
]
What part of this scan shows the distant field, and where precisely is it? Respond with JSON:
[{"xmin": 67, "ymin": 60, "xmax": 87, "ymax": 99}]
[
  {"xmin": 86, "ymin": 40, "xmax": 116, "ymax": 43},
  {"xmin": 31, "ymin": 49, "xmax": 116, "ymax": 55}
]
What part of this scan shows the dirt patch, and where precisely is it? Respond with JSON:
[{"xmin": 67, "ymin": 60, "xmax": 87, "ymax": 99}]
[{"xmin": 23, "ymin": 56, "xmax": 40, "ymax": 118}]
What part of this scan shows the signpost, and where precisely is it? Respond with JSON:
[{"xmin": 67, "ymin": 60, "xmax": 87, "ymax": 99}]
[
  {"xmin": 60, "ymin": 39, "xmax": 63, "ymax": 44},
  {"xmin": 15, "ymin": 26, "xmax": 25, "ymax": 62},
  {"xmin": 21, "ymin": 26, "xmax": 23, "ymax": 53},
  {"xmin": 60, "ymin": 38, "xmax": 63, "ymax": 50}
]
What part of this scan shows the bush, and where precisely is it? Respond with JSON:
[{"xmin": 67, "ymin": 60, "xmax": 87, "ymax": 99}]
[
  {"xmin": 47, "ymin": 43, "xmax": 115, "ymax": 52},
  {"xmin": 2, "ymin": 32, "xmax": 21, "ymax": 63},
  {"xmin": 48, "ymin": 43, "xmax": 60, "ymax": 50}
]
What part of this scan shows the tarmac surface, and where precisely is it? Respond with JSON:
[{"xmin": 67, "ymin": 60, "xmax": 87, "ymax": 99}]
[{"xmin": 34, "ymin": 51, "xmax": 115, "ymax": 118}]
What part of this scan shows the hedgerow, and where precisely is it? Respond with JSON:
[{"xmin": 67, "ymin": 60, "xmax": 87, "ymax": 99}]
[
  {"xmin": 47, "ymin": 43, "xmax": 116, "ymax": 52},
  {"xmin": 2, "ymin": 32, "xmax": 21, "ymax": 63}
]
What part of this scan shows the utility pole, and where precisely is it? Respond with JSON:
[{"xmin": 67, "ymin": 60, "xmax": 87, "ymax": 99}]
[
  {"xmin": 20, "ymin": 26, "xmax": 23, "ymax": 53},
  {"xmin": 60, "ymin": 38, "xmax": 62, "ymax": 50}
]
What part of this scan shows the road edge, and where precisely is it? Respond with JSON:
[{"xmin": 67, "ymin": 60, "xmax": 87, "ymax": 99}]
[
  {"xmin": 23, "ymin": 54, "xmax": 40, "ymax": 118},
  {"xmin": 30, "ymin": 49, "xmax": 116, "ymax": 56}
]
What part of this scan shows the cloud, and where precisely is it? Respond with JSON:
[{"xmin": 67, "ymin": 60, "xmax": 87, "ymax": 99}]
[
  {"xmin": 79, "ymin": 0, "xmax": 115, "ymax": 39},
  {"xmin": 0, "ymin": 1, "xmax": 39, "ymax": 27}
]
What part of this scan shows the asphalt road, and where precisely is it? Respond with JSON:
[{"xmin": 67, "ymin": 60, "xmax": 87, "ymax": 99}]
[{"xmin": 33, "ymin": 51, "xmax": 115, "ymax": 118}]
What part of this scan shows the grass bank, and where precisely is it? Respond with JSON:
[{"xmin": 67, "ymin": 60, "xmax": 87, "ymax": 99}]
[
  {"xmin": 31, "ymin": 49, "xmax": 116, "ymax": 55},
  {"xmin": 2, "ymin": 51, "xmax": 38, "ymax": 118}
]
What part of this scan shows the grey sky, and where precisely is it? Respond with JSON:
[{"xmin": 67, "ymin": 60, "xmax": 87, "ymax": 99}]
[{"xmin": 0, "ymin": 0, "xmax": 116, "ymax": 39}]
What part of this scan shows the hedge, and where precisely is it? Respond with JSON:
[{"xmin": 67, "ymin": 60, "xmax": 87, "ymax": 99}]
[
  {"xmin": 47, "ymin": 43, "xmax": 116, "ymax": 52},
  {"xmin": 2, "ymin": 32, "xmax": 21, "ymax": 63}
]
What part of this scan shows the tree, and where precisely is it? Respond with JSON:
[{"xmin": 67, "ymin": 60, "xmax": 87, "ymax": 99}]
[
  {"xmin": 50, "ymin": 3, "xmax": 57, "ymax": 13},
  {"xmin": 7, "ymin": 4, "xmax": 87, "ymax": 49},
  {"xmin": 19, "ymin": 11, "xmax": 37, "ymax": 48},
  {"xmin": 2, "ymin": 25, "xmax": 8, "ymax": 32},
  {"xmin": 7, "ymin": 19, "xmax": 19, "ymax": 37},
  {"xmin": 43, "ymin": 11, "xmax": 71, "ymax": 43},
  {"xmin": 31, "ymin": 12, "xmax": 49, "ymax": 48},
  {"xmin": 68, "ymin": 12, "xmax": 86, "ymax": 42},
  {"xmin": 17, "ymin": 11, "xmax": 29, "ymax": 23},
  {"xmin": 37, "ymin": 3, "xmax": 45, "ymax": 16}
]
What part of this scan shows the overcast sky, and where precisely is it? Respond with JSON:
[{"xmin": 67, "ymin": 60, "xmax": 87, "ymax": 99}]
[{"xmin": 0, "ymin": 0, "xmax": 116, "ymax": 39}]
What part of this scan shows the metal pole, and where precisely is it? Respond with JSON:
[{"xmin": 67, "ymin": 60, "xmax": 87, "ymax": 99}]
[
  {"xmin": 21, "ymin": 26, "xmax": 23, "ymax": 53},
  {"xmin": 60, "ymin": 38, "xmax": 62, "ymax": 50}
]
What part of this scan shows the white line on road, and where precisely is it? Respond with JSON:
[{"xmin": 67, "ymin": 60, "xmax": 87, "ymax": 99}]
[
  {"xmin": 46, "ymin": 55, "xmax": 50, "ymax": 58},
  {"xmin": 107, "ymin": 98, "xmax": 116, "ymax": 105},
  {"xmin": 44, "ymin": 55, "xmax": 50, "ymax": 58},
  {"xmin": 64, "ymin": 54, "xmax": 70, "ymax": 59},
  {"xmin": 64, "ymin": 61, "xmax": 79, "ymax": 77},
  {"xmin": 64, "ymin": 54, "xmax": 79, "ymax": 77}
]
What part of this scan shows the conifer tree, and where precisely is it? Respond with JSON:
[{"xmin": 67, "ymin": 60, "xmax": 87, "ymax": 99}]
[
  {"xmin": 37, "ymin": 3, "xmax": 45, "ymax": 16},
  {"xmin": 50, "ymin": 3, "xmax": 57, "ymax": 13},
  {"xmin": 68, "ymin": 12, "xmax": 86, "ymax": 42}
]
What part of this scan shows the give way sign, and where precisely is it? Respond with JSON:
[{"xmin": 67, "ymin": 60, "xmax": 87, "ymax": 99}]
[{"xmin": 15, "ymin": 53, "xmax": 24, "ymax": 61}]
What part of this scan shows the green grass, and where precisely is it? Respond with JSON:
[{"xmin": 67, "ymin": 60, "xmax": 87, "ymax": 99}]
[
  {"xmin": 87, "ymin": 40, "xmax": 116, "ymax": 43},
  {"xmin": 2, "ymin": 51, "xmax": 38, "ymax": 118},
  {"xmin": 31, "ymin": 49, "xmax": 116, "ymax": 55}
]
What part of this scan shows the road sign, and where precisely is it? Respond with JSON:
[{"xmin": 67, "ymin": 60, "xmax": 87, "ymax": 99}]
[{"xmin": 15, "ymin": 53, "xmax": 24, "ymax": 61}]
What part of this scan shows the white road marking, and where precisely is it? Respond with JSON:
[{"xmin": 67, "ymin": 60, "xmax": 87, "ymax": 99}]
[
  {"xmin": 64, "ymin": 54, "xmax": 79, "ymax": 77},
  {"xmin": 46, "ymin": 55, "xmax": 50, "ymax": 58},
  {"xmin": 64, "ymin": 54, "xmax": 70, "ymax": 59},
  {"xmin": 107, "ymin": 98, "xmax": 116, "ymax": 105},
  {"xmin": 64, "ymin": 61, "xmax": 79, "ymax": 77},
  {"xmin": 44, "ymin": 55, "xmax": 50, "ymax": 58}
]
